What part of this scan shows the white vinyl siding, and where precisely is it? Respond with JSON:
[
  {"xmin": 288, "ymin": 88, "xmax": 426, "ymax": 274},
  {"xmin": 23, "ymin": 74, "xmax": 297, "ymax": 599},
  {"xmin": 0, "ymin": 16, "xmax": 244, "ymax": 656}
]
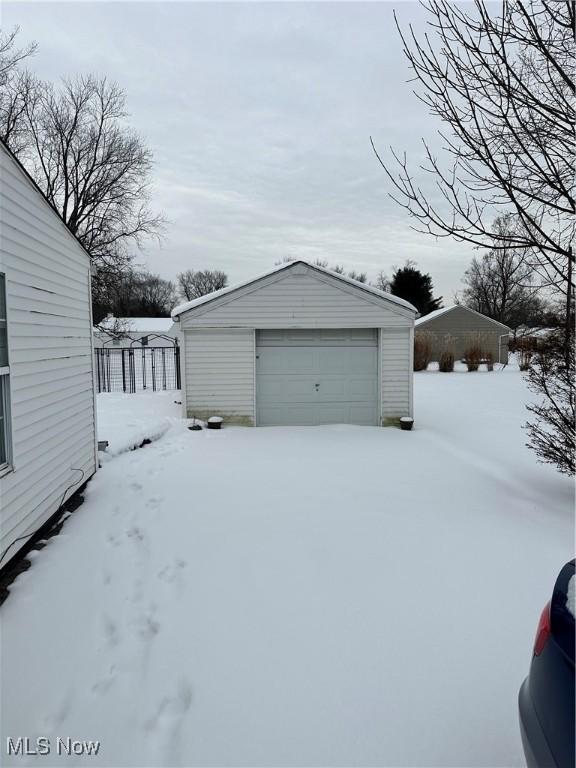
[
  {"xmin": 177, "ymin": 264, "xmax": 416, "ymax": 428},
  {"xmin": 0, "ymin": 272, "xmax": 9, "ymax": 468},
  {"xmin": 183, "ymin": 328, "xmax": 255, "ymax": 424},
  {"xmin": 380, "ymin": 328, "xmax": 412, "ymax": 421},
  {"xmin": 179, "ymin": 269, "xmax": 413, "ymax": 330},
  {"xmin": 0, "ymin": 145, "xmax": 97, "ymax": 562}
]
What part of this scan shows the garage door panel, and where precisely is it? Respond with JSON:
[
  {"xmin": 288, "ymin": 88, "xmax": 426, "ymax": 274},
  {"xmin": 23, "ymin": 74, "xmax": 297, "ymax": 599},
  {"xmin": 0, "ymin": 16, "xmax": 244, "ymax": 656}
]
[
  {"xmin": 257, "ymin": 329, "xmax": 377, "ymax": 347},
  {"xmin": 258, "ymin": 375, "xmax": 319, "ymax": 403},
  {"xmin": 257, "ymin": 348, "xmax": 377, "ymax": 376},
  {"xmin": 258, "ymin": 404, "xmax": 318, "ymax": 426},
  {"xmin": 318, "ymin": 347, "xmax": 377, "ymax": 374},
  {"xmin": 257, "ymin": 347, "xmax": 316, "ymax": 373},
  {"xmin": 256, "ymin": 329, "xmax": 379, "ymax": 426},
  {"xmin": 349, "ymin": 377, "xmax": 379, "ymax": 397},
  {"xmin": 316, "ymin": 404, "xmax": 378, "ymax": 426}
]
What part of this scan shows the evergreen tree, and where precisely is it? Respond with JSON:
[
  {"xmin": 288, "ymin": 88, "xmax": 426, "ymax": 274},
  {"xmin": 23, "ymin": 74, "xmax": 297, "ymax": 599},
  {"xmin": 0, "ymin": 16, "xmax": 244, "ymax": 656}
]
[{"xmin": 390, "ymin": 263, "xmax": 442, "ymax": 315}]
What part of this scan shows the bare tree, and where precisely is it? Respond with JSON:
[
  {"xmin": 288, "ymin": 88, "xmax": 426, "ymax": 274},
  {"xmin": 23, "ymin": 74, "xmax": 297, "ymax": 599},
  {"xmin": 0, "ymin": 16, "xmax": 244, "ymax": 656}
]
[
  {"xmin": 177, "ymin": 269, "xmax": 228, "ymax": 301},
  {"xmin": 136, "ymin": 272, "xmax": 177, "ymax": 316},
  {"xmin": 0, "ymin": 27, "xmax": 37, "ymax": 154},
  {"xmin": 461, "ymin": 214, "xmax": 544, "ymax": 330},
  {"xmin": 374, "ymin": 271, "xmax": 390, "ymax": 292},
  {"xmin": 20, "ymin": 75, "xmax": 163, "ymax": 267},
  {"xmin": 348, "ymin": 270, "xmax": 368, "ymax": 284},
  {"xmin": 372, "ymin": 1, "xmax": 574, "ymax": 358},
  {"xmin": 275, "ymin": 257, "xmax": 368, "ymax": 282},
  {"xmin": 2, "ymin": 68, "xmax": 165, "ymax": 314},
  {"xmin": 97, "ymin": 268, "xmax": 176, "ymax": 320}
]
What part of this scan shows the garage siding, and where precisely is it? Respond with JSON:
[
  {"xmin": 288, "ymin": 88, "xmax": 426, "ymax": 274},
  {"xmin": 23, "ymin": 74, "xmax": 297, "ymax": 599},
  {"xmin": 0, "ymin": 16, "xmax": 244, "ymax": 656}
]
[
  {"xmin": 178, "ymin": 271, "xmax": 413, "ymax": 329},
  {"xmin": 380, "ymin": 328, "xmax": 412, "ymax": 422},
  {"xmin": 183, "ymin": 328, "xmax": 255, "ymax": 424},
  {"xmin": 416, "ymin": 306, "xmax": 509, "ymax": 363}
]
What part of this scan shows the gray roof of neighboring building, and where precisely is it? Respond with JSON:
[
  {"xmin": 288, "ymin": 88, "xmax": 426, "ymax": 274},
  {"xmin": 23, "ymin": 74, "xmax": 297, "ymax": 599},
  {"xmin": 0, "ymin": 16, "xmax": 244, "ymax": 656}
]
[{"xmin": 415, "ymin": 304, "xmax": 510, "ymax": 331}]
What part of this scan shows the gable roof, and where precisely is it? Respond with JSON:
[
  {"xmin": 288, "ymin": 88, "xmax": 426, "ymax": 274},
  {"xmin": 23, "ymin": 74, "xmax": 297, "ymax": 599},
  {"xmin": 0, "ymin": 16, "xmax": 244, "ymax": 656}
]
[
  {"xmin": 0, "ymin": 139, "xmax": 91, "ymax": 264},
  {"xmin": 171, "ymin": 259, "xmax": 418, "ymax": 318},
  {"xmin": 415, "ymin": 304, "xmax": 510, "ymax": 331}
]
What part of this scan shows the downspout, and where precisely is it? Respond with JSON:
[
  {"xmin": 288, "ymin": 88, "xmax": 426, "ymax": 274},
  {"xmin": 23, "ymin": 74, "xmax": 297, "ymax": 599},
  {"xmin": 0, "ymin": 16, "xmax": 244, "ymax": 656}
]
[{"xmin": 498, "ymin": 333, "xmax": 509, "ymax": 368}]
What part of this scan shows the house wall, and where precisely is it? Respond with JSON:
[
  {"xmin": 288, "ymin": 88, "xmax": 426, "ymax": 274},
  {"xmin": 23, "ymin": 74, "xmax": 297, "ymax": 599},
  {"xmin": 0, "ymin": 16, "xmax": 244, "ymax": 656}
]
[
  {"xmin": 179, "ymin": 266, "xmax": 416, "ymax": 426},
  {"xmin": 0, "ymin": 145, "xmax": 97, "ymax": 564},
  {"xmin": 416, "ymin": 306, "xmax": 510, "ymax": 363}
]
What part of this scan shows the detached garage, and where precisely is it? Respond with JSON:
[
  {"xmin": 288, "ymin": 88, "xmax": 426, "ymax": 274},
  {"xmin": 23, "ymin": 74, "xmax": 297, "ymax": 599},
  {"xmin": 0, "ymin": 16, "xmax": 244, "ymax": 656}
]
[
  {"xmin": 172, "ymin": 260, "xmax": 417, "ymax": 427},
  {"xmin": 415, "ymin": 304, "xmax": 510, "ymax": 364}
]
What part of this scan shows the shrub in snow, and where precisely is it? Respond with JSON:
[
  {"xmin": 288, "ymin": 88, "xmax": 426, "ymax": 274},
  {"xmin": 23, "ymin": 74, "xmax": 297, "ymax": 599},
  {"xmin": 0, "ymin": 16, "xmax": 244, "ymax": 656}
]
[
  {"xmin": 414, "ymin": 331, "xmax": 434, "ymax": 371},
  {"xmin": 525, "ymin": 331, "xmax": 575, "ymax": 476},
  {"xmin": 463, "ymin": 333, "xmax": 485, "ymax": 371},
  {"xmin": 486, "ymin": 352, "xmax": 494, "ymax": 372},
  {"xmin": 438, "ymin": 334, "xmax": 456, "ymax": 372}
]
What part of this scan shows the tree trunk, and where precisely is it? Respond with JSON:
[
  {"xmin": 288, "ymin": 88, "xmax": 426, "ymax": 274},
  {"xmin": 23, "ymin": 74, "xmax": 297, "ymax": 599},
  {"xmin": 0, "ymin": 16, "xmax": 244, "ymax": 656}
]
[{"xmin": 565, "ymin": 250, "xmax": 573, "ymax": 367}]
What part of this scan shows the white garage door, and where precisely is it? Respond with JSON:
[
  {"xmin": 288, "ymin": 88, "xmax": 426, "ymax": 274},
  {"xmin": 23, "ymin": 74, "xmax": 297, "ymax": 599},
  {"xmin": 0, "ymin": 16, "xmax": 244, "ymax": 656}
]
[{"xmin": 256, "ymin": 329, "xmax": 379, "ymax": 426}]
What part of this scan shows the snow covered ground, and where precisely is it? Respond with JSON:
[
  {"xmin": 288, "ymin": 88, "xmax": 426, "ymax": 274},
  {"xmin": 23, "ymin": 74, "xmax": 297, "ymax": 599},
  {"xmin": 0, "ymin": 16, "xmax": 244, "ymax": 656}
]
[
  {"xmin": 2, "ymin": 365, "xmax": 573, "ymax": 767},
  {"xmin": 96, "ymin": 390, "xmax": 182, "ymax": 456}
]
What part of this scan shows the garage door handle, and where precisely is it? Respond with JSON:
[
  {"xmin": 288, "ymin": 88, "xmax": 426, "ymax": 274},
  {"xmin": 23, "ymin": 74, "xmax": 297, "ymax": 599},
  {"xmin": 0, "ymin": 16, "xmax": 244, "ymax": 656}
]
[{"xmin": 314, "ymin": 383, "xmax": 320, "ymax": 389}]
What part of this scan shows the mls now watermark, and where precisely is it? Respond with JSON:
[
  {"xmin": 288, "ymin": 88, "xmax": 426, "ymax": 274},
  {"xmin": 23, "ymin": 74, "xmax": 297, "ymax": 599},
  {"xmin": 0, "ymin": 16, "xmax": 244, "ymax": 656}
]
[{"xmin": 7, "ymin": 737, "xmax": 101, "ymax": 757}]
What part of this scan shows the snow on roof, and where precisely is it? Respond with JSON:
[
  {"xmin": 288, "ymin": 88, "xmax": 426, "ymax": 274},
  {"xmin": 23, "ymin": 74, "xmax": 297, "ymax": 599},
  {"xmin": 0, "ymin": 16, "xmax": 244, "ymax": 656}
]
[
  {"xmin": 99, "ymin": 316, "xmax": 174, "ymax": 333},
  {"xmin": 415, "ymin": 304, "xmax": 510, "ymax": 330},
  {"xmin": 415, "ymin": 305, "xmax": 456, "ymax": 325},
  {"xmin": 516, "ymin": 326, "xmax": 554, "ymax": 338},
  {"xmin": 171, "ymin": 259, "xmax": 418, "ymax": 318}
]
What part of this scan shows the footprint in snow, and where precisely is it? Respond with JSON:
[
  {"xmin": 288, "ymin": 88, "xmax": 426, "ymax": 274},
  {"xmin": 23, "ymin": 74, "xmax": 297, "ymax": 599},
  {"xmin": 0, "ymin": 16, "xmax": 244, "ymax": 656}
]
[
  {"xmin": 144, "ymin": 678, "xmax": 193, "ymax": 735},
  {"xmin": 151, "ymin": 679, "xmax": 193, "ymax": 765},
  {"xmin": 135, "ymin": 609, "xmax": 160, "ymax": 641},
  {"xmin": 158, "ymin": 559, "xmax": 187, "ymax": 585},
  {"xmin": 92, "ymin": 665, "xmax": 117, "ymax": 696},
  {"xmin": 126, "ymin": 526, "xmax": 146, "ymax": 544},
  {"xmin": 42, "ymin": 691, "xmax": 73, "ymax": 731},
  {"xmin": 103, "ymin": 615, "xmax": 120, "ymax": 647}
]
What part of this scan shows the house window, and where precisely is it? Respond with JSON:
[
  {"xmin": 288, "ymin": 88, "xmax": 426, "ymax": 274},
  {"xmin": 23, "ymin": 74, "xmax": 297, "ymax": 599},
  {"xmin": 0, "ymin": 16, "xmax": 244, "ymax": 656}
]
[
  {"xmin": 112, "ymin": 338, "xmax": 121, "ymax": 346},
  {"xmin": 0, "ymin": 273, "xmax": 11, "ymax": 470}
]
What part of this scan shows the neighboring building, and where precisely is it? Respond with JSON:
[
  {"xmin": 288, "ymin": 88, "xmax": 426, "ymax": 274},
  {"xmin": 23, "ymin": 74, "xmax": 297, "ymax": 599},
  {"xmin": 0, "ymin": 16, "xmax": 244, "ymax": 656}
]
[
  {"xmin": 94, "ymin": 316, "xmax": 178, "ymax": 348},
  {"xmin": 0, "ymin": 141, "xmax": 97, "ymax": 566},
  {"xmin": 172, "ymin": 259, "xmax": 417, "ymax": 426},
  {"xmin": 415, "ymin": 304, "xmax": 510, "ymax": 363}
]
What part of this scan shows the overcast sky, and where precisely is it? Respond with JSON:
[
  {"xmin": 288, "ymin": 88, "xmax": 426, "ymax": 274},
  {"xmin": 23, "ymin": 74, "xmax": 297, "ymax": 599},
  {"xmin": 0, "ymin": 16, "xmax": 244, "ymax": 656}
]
[{"xmin": 4, "ymin": 1, "xmax": 476, "ymax": 300}]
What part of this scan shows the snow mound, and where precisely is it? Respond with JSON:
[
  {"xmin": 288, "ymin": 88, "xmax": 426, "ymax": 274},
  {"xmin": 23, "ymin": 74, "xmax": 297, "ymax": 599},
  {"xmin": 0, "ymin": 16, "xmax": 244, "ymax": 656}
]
[{"xmin": 97, "ymin": 391, "xmax": 181, "ymax": 457}]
